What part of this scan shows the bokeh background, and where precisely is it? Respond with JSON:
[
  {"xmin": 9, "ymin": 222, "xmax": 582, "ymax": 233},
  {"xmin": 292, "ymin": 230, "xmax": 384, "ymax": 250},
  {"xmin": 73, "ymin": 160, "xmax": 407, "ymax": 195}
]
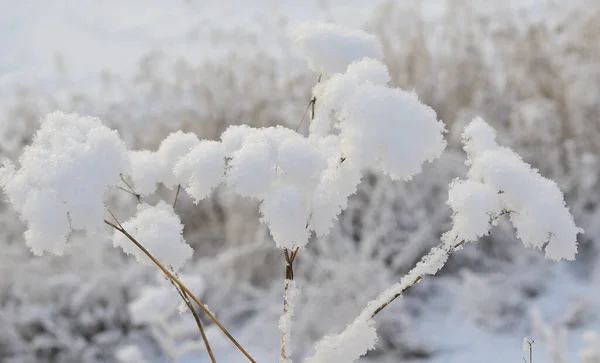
[{"xmin": 1, "ymin": 0, "xmax": 600, "ymax": 362}]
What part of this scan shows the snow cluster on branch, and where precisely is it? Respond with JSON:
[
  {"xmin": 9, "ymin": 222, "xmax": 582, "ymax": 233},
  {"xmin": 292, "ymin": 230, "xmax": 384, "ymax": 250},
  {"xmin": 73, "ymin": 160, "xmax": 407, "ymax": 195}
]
[
  {"xmin": 302, "ymin": 124, "xmax": 581, "ymax": 363},
  {"xmin": 129, "ymin": 131, "xmax": 201, "ymax": 196},
  {"xmin": 443, "ymin": 117, "xmax": 582, "ymax": 260},
  {"xmin": 0, "ymin": 111, "xmax": 129, "ymax": 255},
  {"xmin": 112, "ymin": 201, "xmax": 192, "ymax": 272},
  {"xmin": 0, "ymin": 23, "xmax": 446, "ymax": 257},
  {"xmin": 123, "ymin": 23, "xmax": 447, "ymax": 251}
]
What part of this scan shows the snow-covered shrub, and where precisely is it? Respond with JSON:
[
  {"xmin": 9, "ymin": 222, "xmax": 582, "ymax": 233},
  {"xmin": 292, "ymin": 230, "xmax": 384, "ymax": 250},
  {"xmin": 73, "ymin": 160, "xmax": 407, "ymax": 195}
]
[
  {"xmin": 3, "ymin": 1, "xmax": 599, "ymax": 361},
  {"xmin": 2, "ymin": 19, "xmax": 582, "ymax": 363}
]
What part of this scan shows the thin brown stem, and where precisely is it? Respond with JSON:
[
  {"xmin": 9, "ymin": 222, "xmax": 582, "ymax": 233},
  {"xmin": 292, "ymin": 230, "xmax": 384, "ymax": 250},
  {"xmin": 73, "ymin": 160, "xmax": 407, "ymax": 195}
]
[
  {"xmin": 119, "ymin": 173, "xmax": 141, "ymax": 202},
  {"xmin": 116, "ymin": 185, "xmax": 141, "ymax": 200},
  {"xmin": 107, "ymin": 208, "xmax": 124, "ymax": 230},
  {"xmin": 295, "ymin": 73, "xmax": 322, "ymax": 132},
  {"xmin": 173, "ymin": 184, "xmax": 181, "ymax": 208},
  {"xmin": 295, "ymin": 98, "xmax": 314, "ymax": 132},
  {"xmin": 370, "ymin": 240, "xmax": 465, "ymax": 319},
  {"xmin": 283, "ymin": 248, "xmax": 298, "ymax": 280},
  {"xmin": 290, "ymin": 247, "xmax": 299, "ymax": 264},
  {"xmin": 104, "ymin": 219, "xmax": 256, "ymax": 362},
  {"xmin": 170, "ymin": 279, "xmax": 217, "ymax": 363}
]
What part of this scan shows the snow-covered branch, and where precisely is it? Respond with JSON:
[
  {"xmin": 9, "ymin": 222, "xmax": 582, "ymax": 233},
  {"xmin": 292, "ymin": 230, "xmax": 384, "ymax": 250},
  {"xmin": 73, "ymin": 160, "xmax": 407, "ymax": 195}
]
[{"xmin": 0, "ymin": 21, "xmax": 582, "ymax": 363}]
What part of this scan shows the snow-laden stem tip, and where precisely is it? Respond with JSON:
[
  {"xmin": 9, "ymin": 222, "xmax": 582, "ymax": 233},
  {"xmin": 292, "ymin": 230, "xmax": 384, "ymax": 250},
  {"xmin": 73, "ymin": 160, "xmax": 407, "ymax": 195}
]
[
  {"xmin": 304, "ymin": 240, "xmax": 465, "ymax": 363},
  {"xmin": 370, "ymin": 240, "xmax": 464, "ymax": 318},
  {"xmin": 103, "ymin": 218, "xmax": 256, "ymax": 363}
]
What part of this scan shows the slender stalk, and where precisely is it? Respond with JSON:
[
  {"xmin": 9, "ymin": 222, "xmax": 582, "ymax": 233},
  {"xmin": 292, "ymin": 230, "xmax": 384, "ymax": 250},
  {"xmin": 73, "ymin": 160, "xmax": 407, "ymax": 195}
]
[
  {"xmin": 104, "ymin": 219, "xmax": 256, "ymax": 362},
  {"xmin": 295, "ymin": 73, "xmax": 321, "ymax": 132},
  {"xmin": 173, "ymin": 184, "xmax": 181, "ymax": 208},
  {"xmin": 116, "ymin": 185, "xmax": 140, "ymax": 199},
  {"xmin": 295, "ymin": 98, "xmax": 314, "ymax": 132},
  {"xmin": 280, "ymin": 248, "xmax": 298, "ymax": 362},
  {"xmin": 119, "ymin": 173, "xmax": 141, "ymax": 202},
  {"xmin": 170, "ymin": 279, "xmax": 217, "ymax": 363}
]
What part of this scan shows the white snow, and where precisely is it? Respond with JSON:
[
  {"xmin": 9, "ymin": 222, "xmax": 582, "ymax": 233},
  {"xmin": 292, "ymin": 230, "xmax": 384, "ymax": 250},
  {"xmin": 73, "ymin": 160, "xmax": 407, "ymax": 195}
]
[
  {"xmin": 446, "ymin": 179, "xmax": 503, "ymax": 242},
  {"xmin": 174, "ymin": 140, "xmax": 226, "ymax": 203},
  {"xmin": 304, "ymin": 318, "xmax": 377, "ymax": 363},
  {"xmin": 116, "ymin": 345, "xmax": 148, "ymax": 363},
  {"xmin": 129, "ymin": 131, "xmax": 200, "ymax": 196},
  {"xmin": 112, "ymin": 201, "xmax": 193, "ymax": 271},
  {"xmin": 260, "ymin": 184, "xmax": 311, "ymax": 250},
  {"xmin": 292, "ymin": 23, "xmax": 383, "ymax": 75},
  {"xmin": 0, "ymin": 111, "xmax": 129, "ymax": 255},
  {"xmin": 444, "ymin": 118, "xmax": 582, "ymax": 260},
  {"xmin": 0, "ymin": 3, "xmax": 593, "ymax": 363}
]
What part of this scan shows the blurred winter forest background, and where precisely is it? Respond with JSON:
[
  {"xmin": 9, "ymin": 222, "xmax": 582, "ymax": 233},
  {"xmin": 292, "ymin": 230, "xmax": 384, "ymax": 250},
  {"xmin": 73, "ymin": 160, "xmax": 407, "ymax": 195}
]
[{"xmin": 1, "ymin": 0, "xmax": 600, "ymax": 362}]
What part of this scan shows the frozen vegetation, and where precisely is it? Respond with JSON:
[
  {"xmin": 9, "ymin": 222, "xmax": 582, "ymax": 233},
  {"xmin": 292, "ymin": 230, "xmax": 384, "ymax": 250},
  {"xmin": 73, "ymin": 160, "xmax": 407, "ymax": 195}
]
[{"xmin": 1, "ymin": 1, "xmax": 600, "ymax": 363}]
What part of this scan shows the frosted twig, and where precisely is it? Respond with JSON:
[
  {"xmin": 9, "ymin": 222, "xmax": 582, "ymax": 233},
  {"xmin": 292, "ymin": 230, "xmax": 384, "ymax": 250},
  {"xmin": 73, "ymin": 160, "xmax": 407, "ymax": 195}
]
[
  {"xmin": 280, "ymin": 247, "xmax": 300, "ymax": 362},
  {"xmin": 173, "ymin": 184, "xmax": 181, "ymax": 208},
  {"xmin": 104, "ymin": 218, "xmax": 256, "ymax": 363},
  {"xmin": 370, "ymin": 240, "xmax": 464, "ymax": 318},
  {"xmin": 169, "ymin": 278, "xmax": 217, "ymax": 363}
]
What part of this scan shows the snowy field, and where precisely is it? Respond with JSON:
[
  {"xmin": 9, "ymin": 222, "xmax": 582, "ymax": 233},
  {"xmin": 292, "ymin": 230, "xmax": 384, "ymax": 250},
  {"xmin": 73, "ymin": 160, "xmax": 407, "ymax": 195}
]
[{"xmin": 1, "ymin": 0, "xmax": 599, "ymax": 363}]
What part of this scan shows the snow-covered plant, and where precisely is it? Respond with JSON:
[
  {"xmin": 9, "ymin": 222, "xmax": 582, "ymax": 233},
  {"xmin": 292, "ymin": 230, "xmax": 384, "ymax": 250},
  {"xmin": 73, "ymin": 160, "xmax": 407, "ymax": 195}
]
[{"xmin": 0, "ymin": 22, "xmax": 581, "ymax": 363}]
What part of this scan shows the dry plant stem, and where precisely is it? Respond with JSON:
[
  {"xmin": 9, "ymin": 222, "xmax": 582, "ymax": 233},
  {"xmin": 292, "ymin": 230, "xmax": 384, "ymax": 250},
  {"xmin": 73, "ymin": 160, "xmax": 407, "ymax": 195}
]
[
  {"xmin": 119, "ymin": 173, "xmax": 141, "ymax": 202},
  {"xmin": 370, "ymin": 240, "xmax": 465, "ymax": 319},
  {"xmin": 295, "ymin": 73, "xmax": 322, "ymax": 131},
  {"xmin": 116, "ymin": 185, "xmax": 140, "ymax": 200},
  {"xmin": 173, "ymin": 184, "xmax": 181, "ymax": 208},
  {"xmin": 104, "ymin": 219, "xmax": 256, "ymax": 363},
  {"xmin": 113, "ymin": 189, "xmax": 215, "ymax": 361},
  {"xmin": 170, "ymin": 279, "xmax": 217, "ymax": 363},
  {"xmin": 295, "ymin": 98, "xmax": 314, "ymax": 132}
]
